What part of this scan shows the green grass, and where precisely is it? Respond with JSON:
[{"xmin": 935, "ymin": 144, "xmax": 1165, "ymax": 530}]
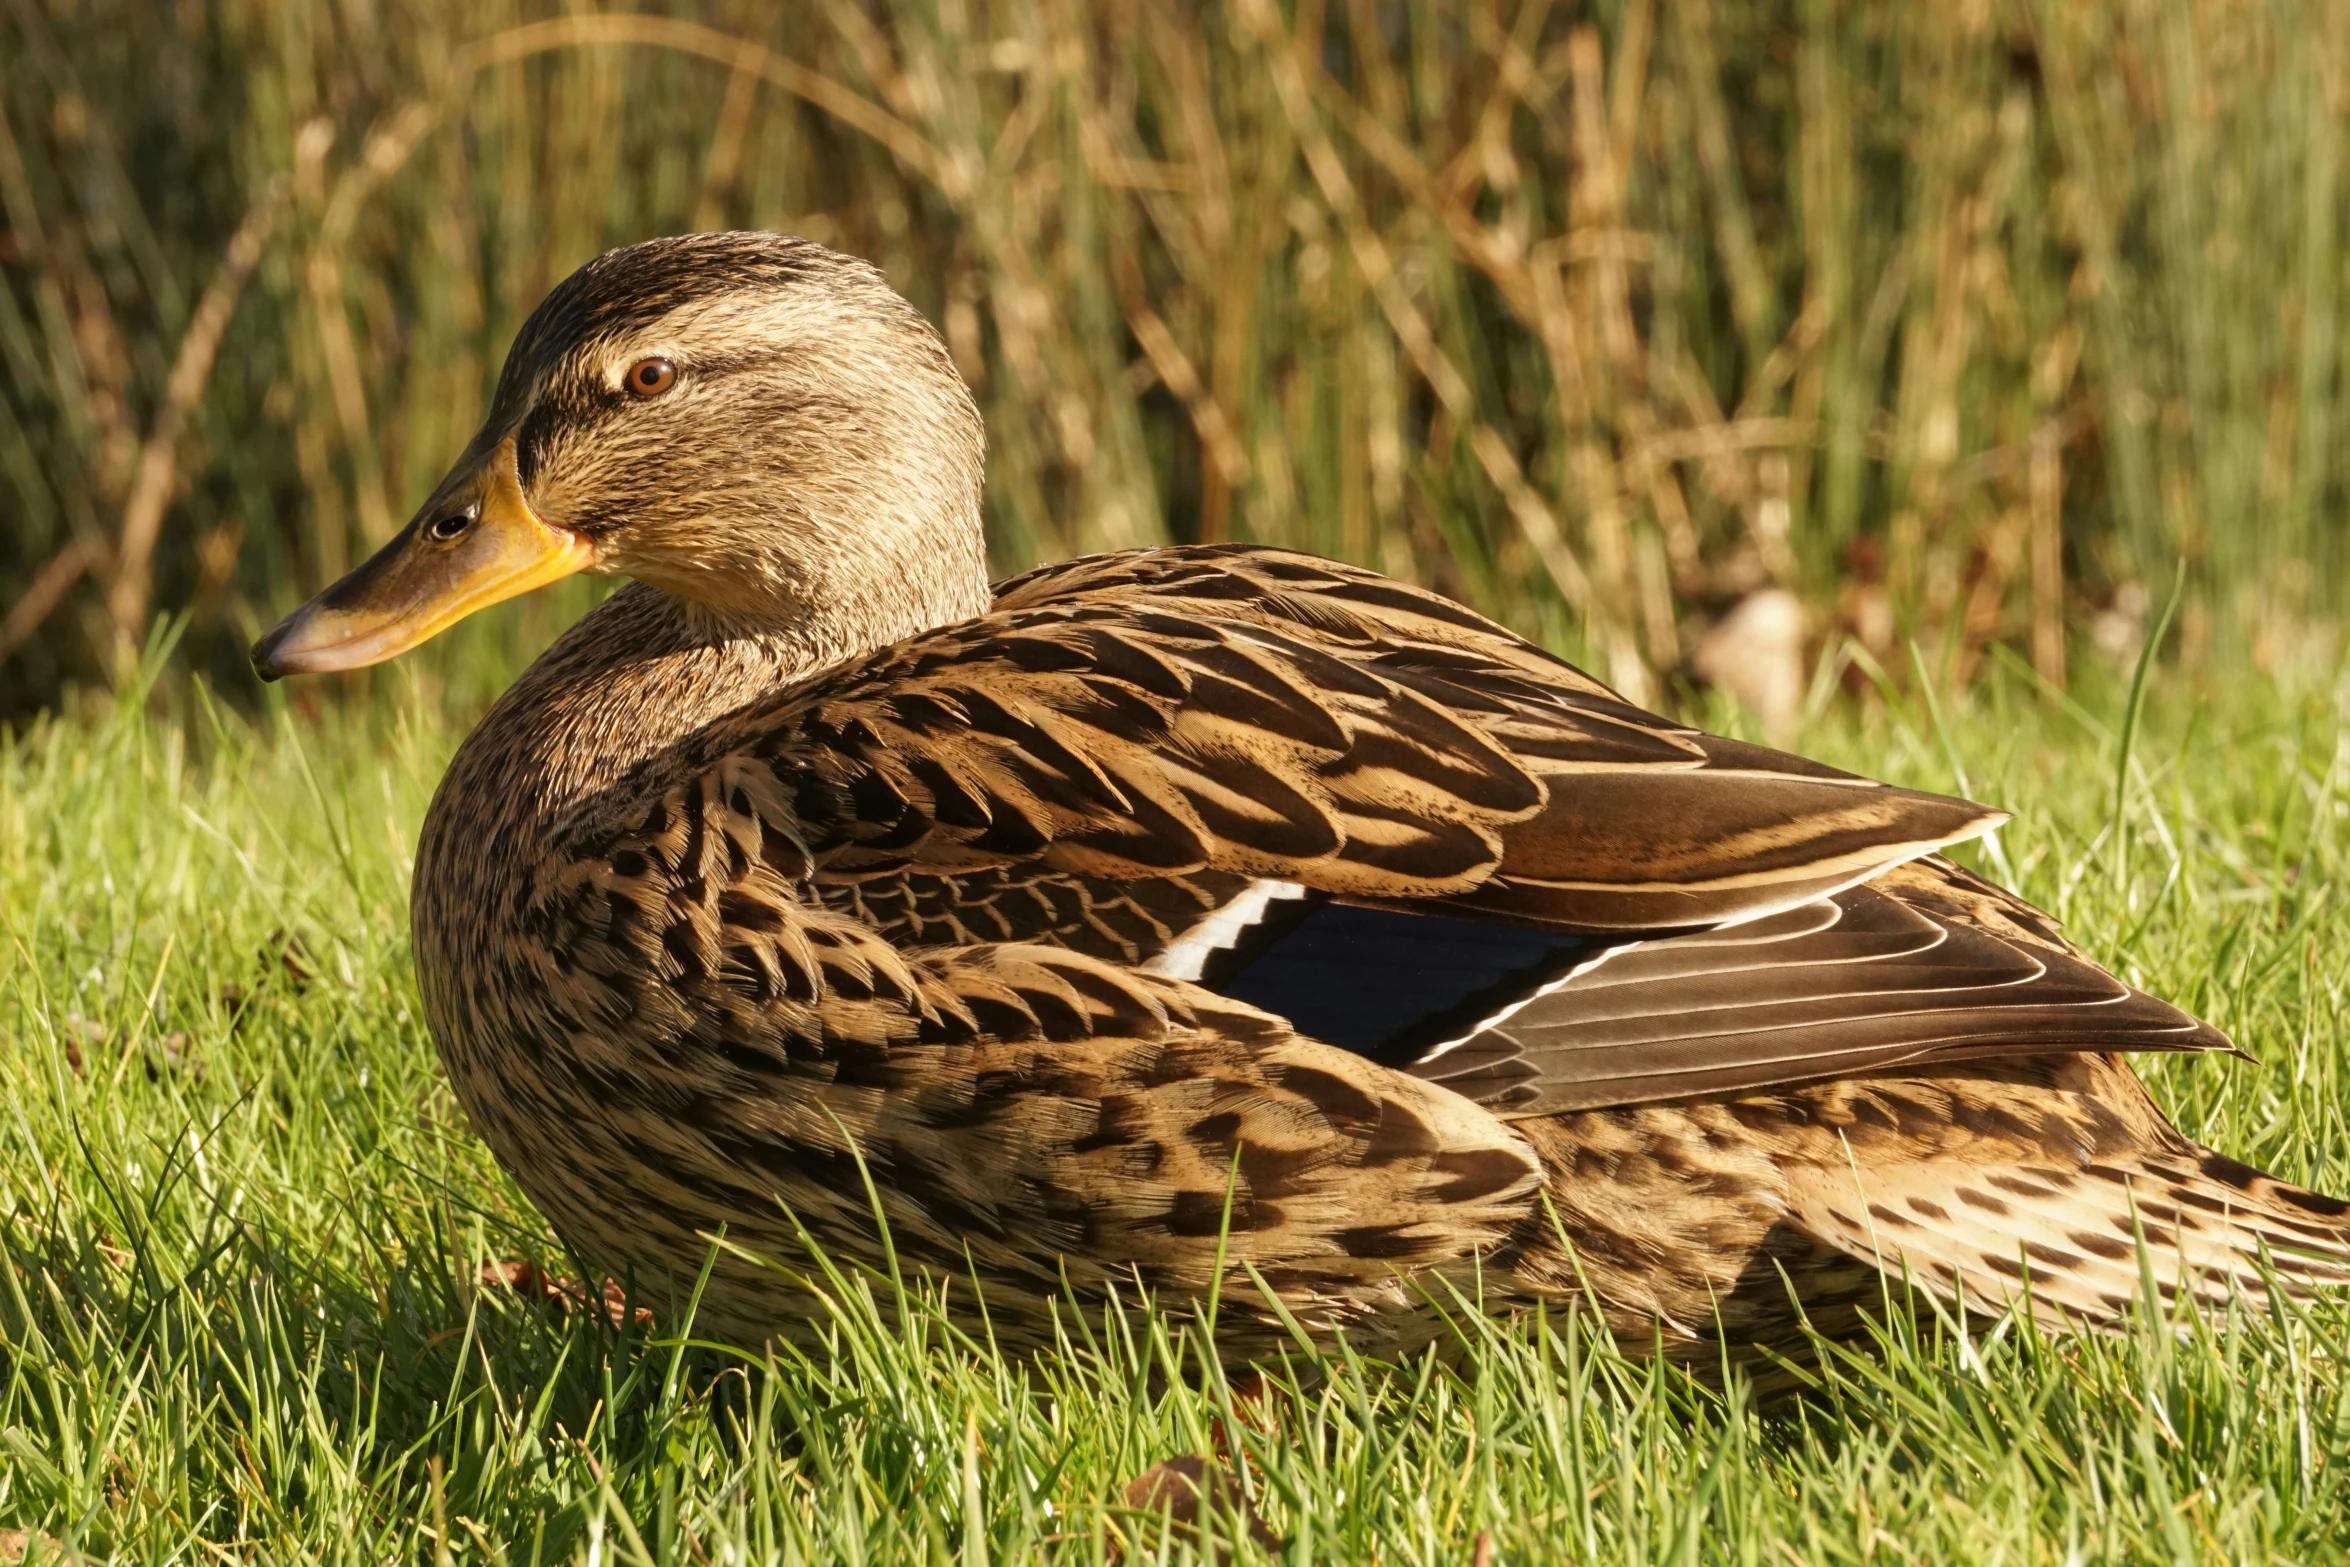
[{"xmin": 4, "ymin": 647, "xmax": 2350, "ymax": 1562}]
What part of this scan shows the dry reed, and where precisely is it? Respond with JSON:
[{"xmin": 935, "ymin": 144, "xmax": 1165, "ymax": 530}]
[{"xmin": 0, "ymin": 0, "xmax": 2343, "ymax": 716}]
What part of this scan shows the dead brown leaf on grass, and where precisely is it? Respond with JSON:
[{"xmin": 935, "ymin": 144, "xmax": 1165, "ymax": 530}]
[
  {"xmin": 218, "ymin": 930, "xmax": 318, "ymax": 1030},
  {"xmin": 1118, "ymin": 1454, "xmax": 1281, "ymax": 1555},
  {"xmin": 0, "ymin": 1527, "xmax": 66, "ymax": 1562},
  {"xmin": 476, "ymin": 1259, "xmax": 652, "ymax": 1328},
  {"xmin": 53, "ymin": 1015, "xmax": 200, "ymax": 1083}
]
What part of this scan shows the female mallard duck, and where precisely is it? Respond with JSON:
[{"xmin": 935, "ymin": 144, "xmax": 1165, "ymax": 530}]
[{"xmin": 255, "ymin": 232, "xmax": 2349, "ymax": 1359}]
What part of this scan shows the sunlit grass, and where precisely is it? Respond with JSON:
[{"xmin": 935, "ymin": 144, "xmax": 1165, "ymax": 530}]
[{"xmin": 3, "ymin": 656, "xmax": 2350, "ymax": 1562}]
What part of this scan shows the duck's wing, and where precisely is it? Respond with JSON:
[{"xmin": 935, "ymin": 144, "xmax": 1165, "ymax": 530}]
[
  {"xmin": 1402, "ymin": 855, "xmax": 2231, "ymax": 1114},
  {"xmin": 591, "ymin": 545, "xmax": 2218, "ymax": 1112},
  {"xmin": 671, "ymin": 545, "xmax": 1995, "ymax": 925}
]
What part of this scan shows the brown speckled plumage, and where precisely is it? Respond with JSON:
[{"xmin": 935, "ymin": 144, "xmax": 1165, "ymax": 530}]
[{"xmin": 275, "ymin": 233, "xmax": 2350, "ymax": 1361}]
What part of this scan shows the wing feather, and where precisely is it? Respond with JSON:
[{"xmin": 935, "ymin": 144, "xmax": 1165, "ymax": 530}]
[
  {"xmin": 1412, "ymin": 856, "xmax": 2232, "ymax": 1114},
  {"xmin": 623, "ymin": 546, "xmax": 2000, "ymax": 932}
]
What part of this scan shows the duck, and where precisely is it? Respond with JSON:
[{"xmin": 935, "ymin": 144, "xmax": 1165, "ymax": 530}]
[{"xmin": 253, "ymin": 231, "xmax": 2350, "ymax": 1362}]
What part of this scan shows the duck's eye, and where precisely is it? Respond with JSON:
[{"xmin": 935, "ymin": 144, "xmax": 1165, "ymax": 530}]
[{"xmin": 625, "ymin": 357, "xmax": 677, "ymax": 398}]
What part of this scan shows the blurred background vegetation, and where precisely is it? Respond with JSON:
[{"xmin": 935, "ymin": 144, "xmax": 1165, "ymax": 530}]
[{"xmin": 1, "ymin": 0, "xmax": 2345, "ymax": 723}]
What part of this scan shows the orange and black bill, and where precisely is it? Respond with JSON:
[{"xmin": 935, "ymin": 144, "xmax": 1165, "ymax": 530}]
[{"xmin": 250, "ymin": 435, "xmax": 594, "ymax": 680}]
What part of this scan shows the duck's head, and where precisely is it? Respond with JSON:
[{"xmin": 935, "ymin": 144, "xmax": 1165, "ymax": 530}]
[{"xmin": 252, "ymin": 232, "xmax": 988, "ymax": 679}]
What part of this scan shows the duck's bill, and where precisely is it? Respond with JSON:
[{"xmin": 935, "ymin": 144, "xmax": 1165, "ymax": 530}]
[{"xmin": 250, "ymin": 438, "xmax": 595, "ymax": 680}]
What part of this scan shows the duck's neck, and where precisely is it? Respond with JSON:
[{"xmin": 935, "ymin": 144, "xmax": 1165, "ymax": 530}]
[{"xmin": 433, "ymin": 573, "xmax": 983, "ymax": 842}]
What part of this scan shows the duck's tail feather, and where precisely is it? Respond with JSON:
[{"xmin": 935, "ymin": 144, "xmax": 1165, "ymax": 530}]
[{"xmin": 1785, "ymin": 1136, "xmax": 2350, "ymax": 1325}]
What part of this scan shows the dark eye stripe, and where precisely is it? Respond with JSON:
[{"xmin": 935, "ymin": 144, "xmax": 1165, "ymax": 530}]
[{"xmin": 515, "ymin": 402, "xmax": 558, "ymax": 491}]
